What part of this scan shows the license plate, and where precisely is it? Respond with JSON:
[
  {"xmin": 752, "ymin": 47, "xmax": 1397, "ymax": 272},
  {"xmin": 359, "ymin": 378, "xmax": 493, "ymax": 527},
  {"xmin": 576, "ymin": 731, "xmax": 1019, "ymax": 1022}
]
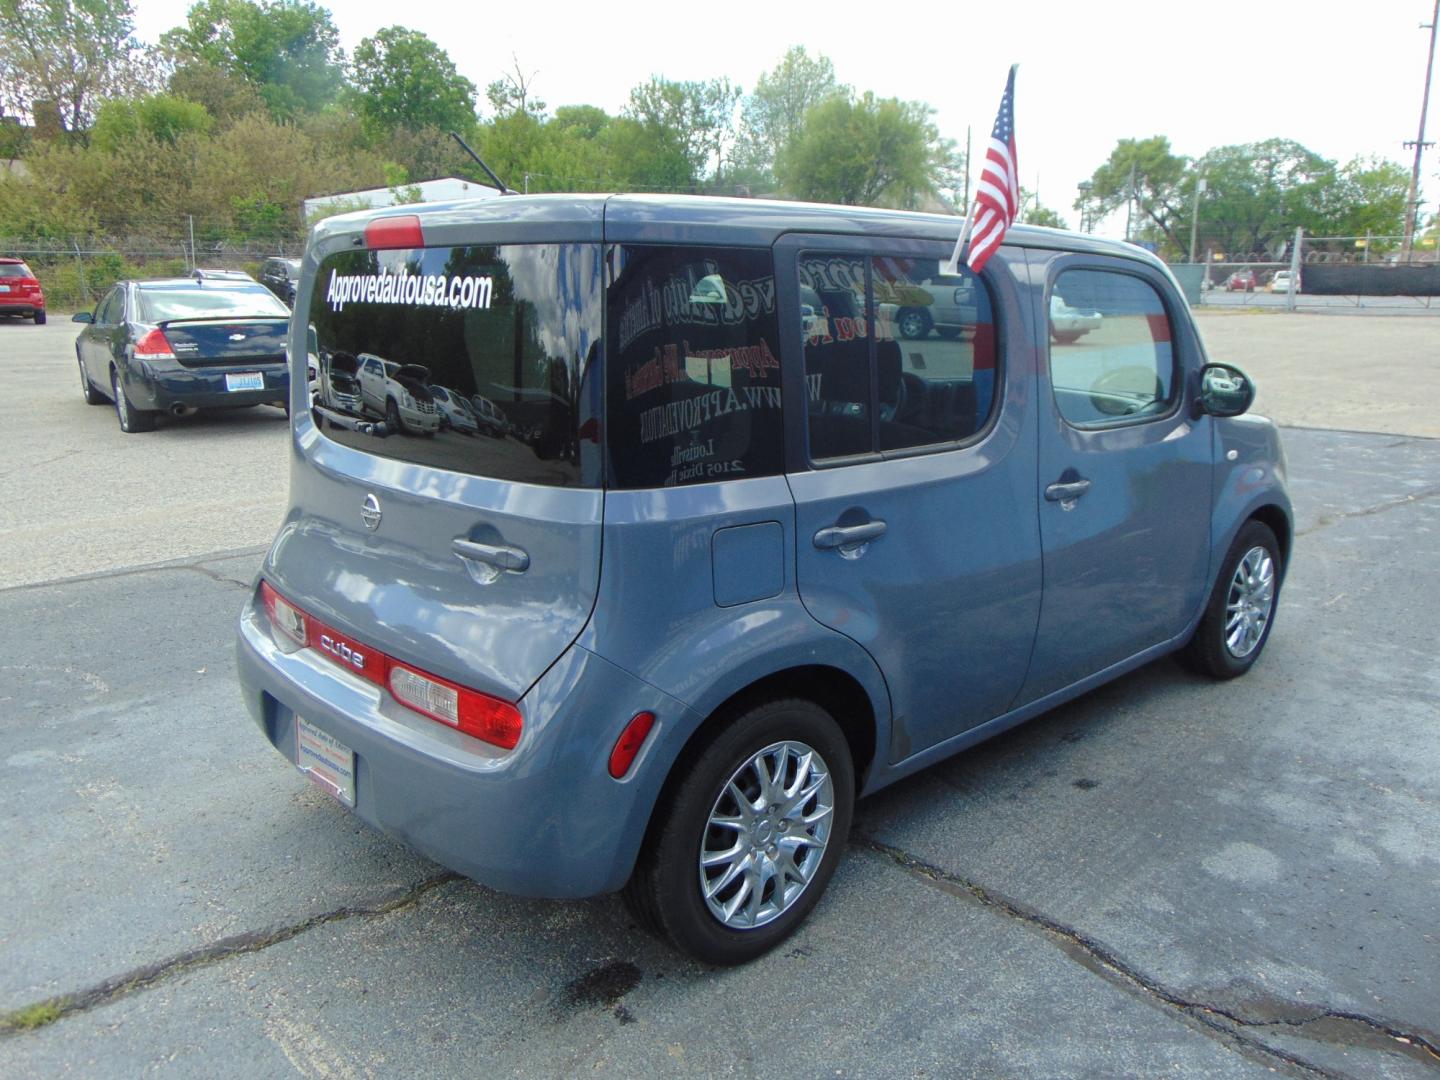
[
  {"xmin": 295, "ymin": 716, "xmax": 356, "ymax": 808},
  {"xmin": 226, "ymin": 371, "xmax": 264, "ymax": 392}
]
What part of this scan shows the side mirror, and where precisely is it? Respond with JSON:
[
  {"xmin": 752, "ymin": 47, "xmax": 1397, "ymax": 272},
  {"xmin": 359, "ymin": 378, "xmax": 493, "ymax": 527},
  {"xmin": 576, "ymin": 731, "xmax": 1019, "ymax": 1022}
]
[
  {"xmin": 71, "ymin": 311, "xmax": 93, "ymax": 323},
  {"xmin": 1197, "ymin": 363, "xmax": 1255, "ymax": 418}
]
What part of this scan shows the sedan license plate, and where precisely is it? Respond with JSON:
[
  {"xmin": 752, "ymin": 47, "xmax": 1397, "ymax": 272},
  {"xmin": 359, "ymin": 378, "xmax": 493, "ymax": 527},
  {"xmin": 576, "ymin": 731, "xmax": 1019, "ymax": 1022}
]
[
  {"xmin": 226, "ymin": 371, "xmax": 264, "ymax": 392},
  {"xmin": 295, "ymin": 716, "xmax": 356, "ymax": 808}
]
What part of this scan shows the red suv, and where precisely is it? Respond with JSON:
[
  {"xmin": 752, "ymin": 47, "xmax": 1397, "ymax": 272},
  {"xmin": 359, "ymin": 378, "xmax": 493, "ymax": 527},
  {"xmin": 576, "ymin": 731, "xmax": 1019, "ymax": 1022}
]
[{"xmin": 0, "ymin": 258, "xmax": 46, "ymax": 323}]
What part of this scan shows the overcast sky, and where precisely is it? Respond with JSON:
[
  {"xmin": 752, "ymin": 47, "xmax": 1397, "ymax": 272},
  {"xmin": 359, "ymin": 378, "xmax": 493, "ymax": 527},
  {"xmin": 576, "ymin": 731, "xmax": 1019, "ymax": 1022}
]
[{"xmin": 132, "ymin": 0, "xmax": 1439, "ymax": 228}]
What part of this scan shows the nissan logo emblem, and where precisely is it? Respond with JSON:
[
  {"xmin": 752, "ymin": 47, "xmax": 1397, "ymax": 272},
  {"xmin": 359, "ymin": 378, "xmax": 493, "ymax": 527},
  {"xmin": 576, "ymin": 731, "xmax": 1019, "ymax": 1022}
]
[{"xmin": 361, "ymin": 493, "xmax": 382, "ymax": 531}]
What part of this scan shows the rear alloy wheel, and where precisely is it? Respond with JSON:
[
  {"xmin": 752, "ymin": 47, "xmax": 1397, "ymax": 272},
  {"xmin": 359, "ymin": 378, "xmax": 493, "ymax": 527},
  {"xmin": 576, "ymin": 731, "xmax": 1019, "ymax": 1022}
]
[
  {"xmin": 1180, "ymin": 520, "xmax": 1281, "ymax": 679},
  {"xmin": 111, "ymin": 367, "xmax": 156, "ymax": 433},
  {"xmin": 624, "ymin": 698, "xmax": 854, "ymax": 965},
  {"xmin": 78, "ymin": 358, "xmax": 105, "ymax": 405}
]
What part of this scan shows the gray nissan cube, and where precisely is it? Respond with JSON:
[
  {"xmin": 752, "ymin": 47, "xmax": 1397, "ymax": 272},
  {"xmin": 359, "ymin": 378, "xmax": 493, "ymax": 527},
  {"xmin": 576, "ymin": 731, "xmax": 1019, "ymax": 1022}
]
[{"xmin": 236, "ymin": 194, "xmax": 1292, "ymax": 964}]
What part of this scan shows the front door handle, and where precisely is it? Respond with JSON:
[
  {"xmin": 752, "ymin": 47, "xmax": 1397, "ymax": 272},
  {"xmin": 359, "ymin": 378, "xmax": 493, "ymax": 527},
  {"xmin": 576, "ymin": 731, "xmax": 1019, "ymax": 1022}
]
[
  {"xmin": 1044, "ymin": 479, "xmax": 1092, "ymax": 502},
  {"xmin": 452, "ymin": 538, "xmax": 530, "ymax": 573},
  {"xmin": 813, "ymin": 520, "xmax": 887, "ymax": 551}
]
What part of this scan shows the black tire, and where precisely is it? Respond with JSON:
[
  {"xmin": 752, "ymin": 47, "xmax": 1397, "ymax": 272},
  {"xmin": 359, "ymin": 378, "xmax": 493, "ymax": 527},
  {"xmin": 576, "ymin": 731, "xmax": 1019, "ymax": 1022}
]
[
  {"xmin": 623, "ymin": 698, "xmax": 854, "ymax": 966},
  {"xmin": 34, "ymin": 310, "xmax": 46, "ymax": 325},
  {"xmin": 111, "ymin": 367, "xmax": 156, "ymax": 433},
  {"xmin": 1180, "ymin": 520, "xmax": 1282, "ymax": 679},
  {"xmin": 385, "ymin": 397, "xmax": 404, "ymax": 434},
  {"xmin": 78, "ymin": 357, "xmax": 106, "ymax": 405},
  {"xmin": 936, "ymin": 326, "xmax": 963, "ymax": 340},
  {"xmin": 1051, "ymin": 330, "xmax": 1083, "ymax": 344},
  {"xmin": 897, "ymin": 308, "xmax": 931, "ymax": 340}
]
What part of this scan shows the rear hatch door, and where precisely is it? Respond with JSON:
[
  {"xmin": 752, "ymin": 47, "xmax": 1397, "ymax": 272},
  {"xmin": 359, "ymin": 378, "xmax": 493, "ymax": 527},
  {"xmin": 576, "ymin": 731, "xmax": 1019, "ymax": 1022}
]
[
  {"xmin": 266, "ymin": 230, "xmax": 606, "ymax": 703},
  {"xmin": 161, "ymin": 318, "xmax": 289, "ymax": 366}
]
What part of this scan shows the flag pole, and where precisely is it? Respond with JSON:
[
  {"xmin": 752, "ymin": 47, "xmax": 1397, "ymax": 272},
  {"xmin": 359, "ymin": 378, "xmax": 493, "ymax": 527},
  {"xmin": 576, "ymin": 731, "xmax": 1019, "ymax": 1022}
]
[{"xmin": 944, "ymin": 199, "xmax": 977, "ymax": 276}]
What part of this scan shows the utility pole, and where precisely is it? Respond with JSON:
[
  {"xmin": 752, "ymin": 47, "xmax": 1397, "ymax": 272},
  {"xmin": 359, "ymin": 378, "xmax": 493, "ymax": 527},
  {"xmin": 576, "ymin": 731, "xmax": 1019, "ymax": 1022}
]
[
  {"xmin": 1188, "ymin": 175, "xmax": 1207, "ymax": 263},
  {"xmin": 1124, "ymin": 163, "xmax": 1136, "ymax": 242},
  {"xmin": 963, "ymin": 126, "xmax": 972, "ymax": 211},
  {"xmin": 1402, "ymin": 0, "xmax": 1439, "ymax": 259}
]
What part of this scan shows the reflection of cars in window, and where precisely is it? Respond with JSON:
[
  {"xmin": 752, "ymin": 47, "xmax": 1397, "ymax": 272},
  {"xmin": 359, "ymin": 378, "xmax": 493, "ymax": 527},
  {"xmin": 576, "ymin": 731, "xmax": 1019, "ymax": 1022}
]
[
  {"xmin": 240, "ymin": 196, "xmax": 1293, "ymax": 969},
  {"xmin": 431, "ymin": 385, "xmax": 481, "ymax": 436},
  {"xmin": 467, "ymin": 394, "xmax": 510, "ymax": 438},
  {"xmin": 72, "ymin": 276, "xmax": 290, "ymax": 432},
  {"xmin": 892, "ymin": 276, "xmax": 978, "ymax": 340},
  {"xmin": 1049, "ymin": 293, "xmax": 1103, "ymax": 343},
  {"xmin": 356, "ymin": 353, "xmax": 441, "ymax": 435},
  {"xmin": 319, "ymin": 350, "xmax": 363, "ymax": 415}
]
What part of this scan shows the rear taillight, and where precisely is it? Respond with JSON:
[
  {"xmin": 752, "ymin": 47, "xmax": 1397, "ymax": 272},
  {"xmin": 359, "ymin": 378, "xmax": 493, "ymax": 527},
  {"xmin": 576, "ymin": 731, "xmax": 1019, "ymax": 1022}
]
[
  {"xmin": 258, "ymin": 581, "xmax": 522, "ymax": 750},
  {"xmin": 134, "ymin": 328, "xmax": 176, "ymax": 359}
]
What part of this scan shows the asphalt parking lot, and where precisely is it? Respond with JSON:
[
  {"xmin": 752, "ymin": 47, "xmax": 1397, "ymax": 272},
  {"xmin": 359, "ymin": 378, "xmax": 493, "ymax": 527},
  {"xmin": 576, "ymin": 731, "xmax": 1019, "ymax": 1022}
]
[{"xmin": 1, "ymin": 312, "xmax": 1437, "ymax": 1077}]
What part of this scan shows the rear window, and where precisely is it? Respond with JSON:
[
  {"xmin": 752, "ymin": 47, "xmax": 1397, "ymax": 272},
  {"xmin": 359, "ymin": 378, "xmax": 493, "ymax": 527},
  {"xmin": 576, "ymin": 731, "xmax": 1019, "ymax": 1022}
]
[
  {"xmin": 605, "ymin": 245, "xmax": 783, "ymax": 489},
  {"xmin": 307, "ymin": 243, "xmax": 603, "ymax": 487},
  {"xmin": 140, "ymin": 286, "xmax": 289, "ymax": 322},
  {"xmin": 0, "ymin": 262, "xmax": 33, "ymax": 278}
]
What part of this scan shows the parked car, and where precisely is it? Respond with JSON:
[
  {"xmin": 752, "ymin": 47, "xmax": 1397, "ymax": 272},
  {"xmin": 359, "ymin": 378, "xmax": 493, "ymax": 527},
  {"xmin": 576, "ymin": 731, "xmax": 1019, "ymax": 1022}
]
[
  {"xmin": 260, "ymin": 258, "xmax": 303, "ymax": 306},
  {"xmin": 0, "ymin": 257, "xmax": 46, "ymax": 323},
  {"xmin": 1049, "ymin": 292, "xmax": 1103, "ymax": 343},
  {"xmin": 354, "ymin": 353, "xmax": 441, "ymax": 435},
  {"xmin": 239, "ymin": 196, "xmax": 1291, "ymax": 966},
  {"xmin": 73, "ymin": 276, "xmax": 290, "ymax": 432},
  {"xmin": 468, "ymin": 393, "xmax": 510, "ymax": 438},
  {"xmin": 1268, "ymin": 270, "xmax": 1299, "ymax": 293},
  {"xmin": 1225, "ymin": 270, "xmax": 1257, "ymax": 292}
]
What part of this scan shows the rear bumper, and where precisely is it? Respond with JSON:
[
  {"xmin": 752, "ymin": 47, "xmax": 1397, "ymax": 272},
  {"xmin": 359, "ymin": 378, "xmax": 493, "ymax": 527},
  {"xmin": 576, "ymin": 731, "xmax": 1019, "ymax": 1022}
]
[
  {"xmin": 235, "ymin": 592, "xmax": 698, "ymax": 898},
  {"xmin": 127, "ymin": 359, "xmax": 289, "ymax": 410},
  {"xmin": 0, "ymin": 300, "xmax": 43, "ymax": 316}
]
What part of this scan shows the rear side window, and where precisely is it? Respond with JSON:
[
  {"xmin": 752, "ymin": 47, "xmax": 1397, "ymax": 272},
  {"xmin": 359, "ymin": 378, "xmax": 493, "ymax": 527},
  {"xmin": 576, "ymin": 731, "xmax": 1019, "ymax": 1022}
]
[
  {"xmin": 307, "ymin": 243, "xmax": 603, "ymax": 487},
  {"xmin": 1048, "ymin": 269, "xmax": 1176, "ymax": 427},
  {"xmin": 605, "ymin": 245, "xmax": 783, "ymax": 489},
  {"xmin": 0, "ymin": 262, "xmax": 32, "ymax": 278},
  {"xmin": 801, "ymin": 252, "xmax": 996, "ymax": 460}
]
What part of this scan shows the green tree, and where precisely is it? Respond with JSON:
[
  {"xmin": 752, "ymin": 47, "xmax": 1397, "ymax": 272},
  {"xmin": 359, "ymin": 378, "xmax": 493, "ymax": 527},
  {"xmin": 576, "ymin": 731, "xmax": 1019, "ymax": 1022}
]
[
  {"xmin": 1318, "ymin": 157, "xmax": 1411, "ymax": 240},
  {"xmin": 161, "ymin": 0, "xmax": 344, "ymax": 119},
  {"xmin": 486, "ymin": 57, "xmax": 545, "ymax": 118},
  {"xmin": 778, "ymin": 91, "xmax": 959, "ymax": 210},
  {"xmin": 350, "ymin": 27, "xmax": 476, "ymax": 137},
  {"xmin": 92, "ymin": 92, "xmax": 212, "ymax": 151},
  {"xmin": 0, "ymin": 0, "xmax": 151, "ymax": 132},
  {"xmin": 1020, "ymin": 193, "xmax": 1066, "ymax": 229},
  {"xmin": 1075, "ymin": 136, "xmax": 1190, "ymax": 251},
  {"xmin": 740, "ymin": 46, "xmax": 844, "ymax": 178},
  {"xmin": 623, "ymin": 76, "xmax": 742, "ymax": 185},
  {"xmin": 167, "ymin": 62, "xmax": 267, "ymax": 127},
  {"xmin": 1195, "ymin": 139, "xmax": 1334, "ymax": 257}
]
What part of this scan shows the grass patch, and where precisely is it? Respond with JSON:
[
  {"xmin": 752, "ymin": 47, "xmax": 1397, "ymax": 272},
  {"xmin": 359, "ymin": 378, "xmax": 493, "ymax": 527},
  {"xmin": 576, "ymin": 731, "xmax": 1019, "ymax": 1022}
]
[{"xmin": 1, "ymin": 998, "xmax": 67, "ymax": 1033}]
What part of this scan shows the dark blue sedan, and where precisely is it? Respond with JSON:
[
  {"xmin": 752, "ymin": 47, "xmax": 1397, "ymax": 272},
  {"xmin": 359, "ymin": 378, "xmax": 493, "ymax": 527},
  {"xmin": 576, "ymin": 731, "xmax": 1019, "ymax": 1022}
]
[{"xmin": 73, "ymin": 271, "xmax": 291, "ymax": 433}]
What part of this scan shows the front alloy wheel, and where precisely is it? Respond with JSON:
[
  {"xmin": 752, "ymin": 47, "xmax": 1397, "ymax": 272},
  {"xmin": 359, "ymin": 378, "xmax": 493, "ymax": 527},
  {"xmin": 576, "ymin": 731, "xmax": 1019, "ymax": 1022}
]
[
  {"xmin": 1224, "ymin": 546, "xmax": 1276, "ymax": 659},
  {"xmin": 1180, "ymin": 519, "xmax": 1281, "ymax": 678}
]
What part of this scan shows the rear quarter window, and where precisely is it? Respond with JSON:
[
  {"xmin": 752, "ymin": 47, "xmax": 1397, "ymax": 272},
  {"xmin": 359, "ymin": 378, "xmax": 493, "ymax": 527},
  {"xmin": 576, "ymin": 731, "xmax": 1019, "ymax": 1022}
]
[{"xmin": 605, "ymin": 246, "xmax": 783, "ymax": 489}]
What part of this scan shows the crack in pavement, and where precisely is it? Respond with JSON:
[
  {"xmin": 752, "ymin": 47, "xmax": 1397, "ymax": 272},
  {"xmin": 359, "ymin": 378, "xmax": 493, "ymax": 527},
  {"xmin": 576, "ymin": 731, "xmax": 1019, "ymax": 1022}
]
[
  {"xmin": 0, "ymin": 546, "xmax": 267, "ymax": 595},
  {"xmin": 856, "ymin": 835, "xmax": 1440, "ymax": 1077},
  {"xmin": 1297, "ymin": 486, "xmax": 1440, "ymax": 537},
  {"xmin": 0, "ymin": 871, "xmax": 460, "ymax": 1038}
]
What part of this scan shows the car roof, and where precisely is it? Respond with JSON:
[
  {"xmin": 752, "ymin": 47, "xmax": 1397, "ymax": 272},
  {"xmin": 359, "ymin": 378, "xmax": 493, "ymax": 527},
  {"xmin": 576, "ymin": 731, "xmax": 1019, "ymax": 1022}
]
[
  {"xmin": 312, "ymin": 192, "xmax": 1166, "ymax": 271},
  {"xmin": 0, "ymin": 256, "xmax": 26, "ymax": 264}
]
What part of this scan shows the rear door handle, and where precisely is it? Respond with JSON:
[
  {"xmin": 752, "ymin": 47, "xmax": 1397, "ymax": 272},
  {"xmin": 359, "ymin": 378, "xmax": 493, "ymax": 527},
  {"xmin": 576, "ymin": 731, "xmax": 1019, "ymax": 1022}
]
[
  {"xmin": 1044, "ymin": 479, "xmax": 1092, "ymax": 502},
  {"xmin": 813, "ymin": 520, "xmax": 887, "ymax": 551},
  {"xmin": 452, "ymin": 538, "xmax": 530, "ymax": 573}
]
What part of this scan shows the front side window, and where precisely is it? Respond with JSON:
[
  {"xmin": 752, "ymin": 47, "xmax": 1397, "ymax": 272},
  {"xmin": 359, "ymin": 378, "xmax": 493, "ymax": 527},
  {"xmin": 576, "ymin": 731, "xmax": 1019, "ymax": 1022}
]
[
  {"xmin": 307, "ymin": 243, "xmax": 603, "ymax": 487},
  {"xmin": 605, "ymin": 245, "xmax": 783, "ymax": 489},
  {"xmin": 97, "ymin": 287, "xmax": 124, "ymax": 324},
  {"xmin": 1049, "ymin": 269, "xmax": 1176, "ymax": 426},
  {"xmin": 800, "ymin": 252, "xmax": 997, "ymax": 460}
]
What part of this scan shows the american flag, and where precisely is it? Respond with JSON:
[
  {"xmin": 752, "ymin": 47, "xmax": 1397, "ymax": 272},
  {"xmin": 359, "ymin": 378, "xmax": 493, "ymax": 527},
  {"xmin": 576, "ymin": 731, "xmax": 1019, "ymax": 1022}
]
[{"xmin": 956, "ymin": 66, "xmax": 1019, "ymax": 275}]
